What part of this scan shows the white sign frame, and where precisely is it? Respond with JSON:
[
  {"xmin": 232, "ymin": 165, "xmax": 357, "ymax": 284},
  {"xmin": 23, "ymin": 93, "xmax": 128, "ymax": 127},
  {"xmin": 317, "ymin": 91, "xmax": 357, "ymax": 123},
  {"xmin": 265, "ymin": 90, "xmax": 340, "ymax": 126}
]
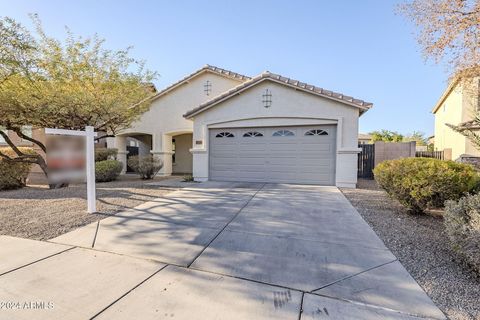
[{"xmin": 45, "ymin": 126, "xmax": 98, "ymax": 213}]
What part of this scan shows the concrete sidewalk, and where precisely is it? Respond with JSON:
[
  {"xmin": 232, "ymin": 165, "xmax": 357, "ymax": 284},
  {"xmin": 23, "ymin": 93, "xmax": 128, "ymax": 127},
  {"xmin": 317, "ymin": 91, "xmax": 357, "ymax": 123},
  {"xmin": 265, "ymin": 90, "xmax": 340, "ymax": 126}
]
[{"xmin": 0, "ymin": 182, "xmax": 446, "ymax": 319}]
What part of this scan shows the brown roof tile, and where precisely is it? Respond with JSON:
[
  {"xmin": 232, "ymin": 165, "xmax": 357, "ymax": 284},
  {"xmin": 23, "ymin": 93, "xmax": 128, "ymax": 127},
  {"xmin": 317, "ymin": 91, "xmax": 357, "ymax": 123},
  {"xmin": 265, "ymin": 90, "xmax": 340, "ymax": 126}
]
[{"xmin": 184, "ymin": 71, "xmax": 373, "ymax": 118}]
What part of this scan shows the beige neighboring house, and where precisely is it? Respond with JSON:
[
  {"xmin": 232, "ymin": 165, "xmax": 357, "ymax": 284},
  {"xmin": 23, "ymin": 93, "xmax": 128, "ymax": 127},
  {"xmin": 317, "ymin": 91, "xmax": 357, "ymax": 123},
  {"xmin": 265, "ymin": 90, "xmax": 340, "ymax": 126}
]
[
  {"xmin": 358, "ymin": 133, "xmax": 372, "ymax": 144},
  {"xmin": 432, "ymin": 78, "xmax": 480, "ymax": 160},
  {"xmin": 110, "ymin": 65, "xmax": 373, "ymax": 187}
]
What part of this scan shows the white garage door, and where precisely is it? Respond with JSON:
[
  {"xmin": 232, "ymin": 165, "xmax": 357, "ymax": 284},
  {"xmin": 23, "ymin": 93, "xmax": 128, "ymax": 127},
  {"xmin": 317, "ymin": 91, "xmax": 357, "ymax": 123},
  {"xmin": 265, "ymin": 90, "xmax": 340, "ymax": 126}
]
[{"xmin": 209, "ymin": 125, "xmax": 336, "ymax": 185}]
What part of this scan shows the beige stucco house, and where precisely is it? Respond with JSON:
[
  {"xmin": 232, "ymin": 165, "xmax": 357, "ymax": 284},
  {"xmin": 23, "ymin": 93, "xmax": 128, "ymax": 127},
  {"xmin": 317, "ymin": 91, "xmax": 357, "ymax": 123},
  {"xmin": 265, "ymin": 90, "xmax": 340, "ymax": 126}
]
[
  {"xmin": 432, "ymin": 79, "xmax": 480, "ymax": 160},
  {"xmin": 358, "ymin": 133, "xmax": 372, "ymax": 144},
  {"xmin": 111, "ymin": 65, "xmax": 372, "ymax": 187}
]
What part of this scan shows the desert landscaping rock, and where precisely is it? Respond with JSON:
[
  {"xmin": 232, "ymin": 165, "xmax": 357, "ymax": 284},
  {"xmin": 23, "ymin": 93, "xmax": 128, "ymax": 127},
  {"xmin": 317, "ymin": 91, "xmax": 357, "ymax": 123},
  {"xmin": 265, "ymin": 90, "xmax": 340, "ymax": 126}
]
[
  {"xmin": 0, "ymin": 176, "xmax": 173, "ymax": 240},
  {"xmin": 341, "ymin": 179, "xmax": 480, "ymax": 320}
]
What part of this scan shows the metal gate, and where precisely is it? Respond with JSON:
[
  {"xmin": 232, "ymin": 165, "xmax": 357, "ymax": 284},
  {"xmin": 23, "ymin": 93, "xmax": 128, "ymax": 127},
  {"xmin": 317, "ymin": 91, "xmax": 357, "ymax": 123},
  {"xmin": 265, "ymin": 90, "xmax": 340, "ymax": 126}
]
[
  {"xmin": 358, "ymin": 144, "xmax": 375, "ymax": 179},
  {"xmin": 126, "ymin": 146, "xmax": 139, "ymax": 173}
]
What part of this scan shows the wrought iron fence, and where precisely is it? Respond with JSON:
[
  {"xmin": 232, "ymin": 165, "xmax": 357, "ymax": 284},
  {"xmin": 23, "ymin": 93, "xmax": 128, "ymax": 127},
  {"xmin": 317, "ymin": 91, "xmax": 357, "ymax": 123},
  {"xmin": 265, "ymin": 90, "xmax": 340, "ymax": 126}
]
[
  {"xmin": 415, "ymin": 151, "xmax": 444, "ymax": 160},
  {"xmin": 358, "ymin": 144, "xmax": 375, "ymax": 179}
]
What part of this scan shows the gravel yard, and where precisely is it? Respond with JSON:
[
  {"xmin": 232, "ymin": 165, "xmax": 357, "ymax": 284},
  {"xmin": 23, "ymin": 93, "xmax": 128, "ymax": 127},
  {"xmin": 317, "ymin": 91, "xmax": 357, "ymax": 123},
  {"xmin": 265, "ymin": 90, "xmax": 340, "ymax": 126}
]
[
  {"xmin": 0, "ymin": 175, "xmax": 175, "ymax": 241},
  {"xmin": 342, "ymin": 179, "xmax": 480, "ymax": 320}
]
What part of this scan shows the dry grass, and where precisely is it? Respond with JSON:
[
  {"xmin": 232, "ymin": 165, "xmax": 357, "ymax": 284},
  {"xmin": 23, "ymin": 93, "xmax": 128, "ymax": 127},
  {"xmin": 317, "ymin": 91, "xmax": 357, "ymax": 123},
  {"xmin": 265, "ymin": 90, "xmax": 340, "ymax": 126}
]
[{"xmin": 0, "ymin": 175, "xmax": 175, "ymax": 240}]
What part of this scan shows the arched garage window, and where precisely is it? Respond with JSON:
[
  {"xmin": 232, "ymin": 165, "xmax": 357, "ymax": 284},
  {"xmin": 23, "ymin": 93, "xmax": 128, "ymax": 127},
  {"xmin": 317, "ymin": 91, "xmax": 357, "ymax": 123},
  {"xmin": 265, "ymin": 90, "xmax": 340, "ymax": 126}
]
[
  {"xmin": 305, "ymin": 129, "xmax": 328, "ymax": 136},
  {"xmin": 272, "ymin": 130, "xmax": 294, "ymax": 137},
  {"xmin": 243, "ymin": 131, "xmax": 263, "ymax": 137},
  {"xmin": 215, "ymin": 132, "xmax": 235, "ymax": 138}
]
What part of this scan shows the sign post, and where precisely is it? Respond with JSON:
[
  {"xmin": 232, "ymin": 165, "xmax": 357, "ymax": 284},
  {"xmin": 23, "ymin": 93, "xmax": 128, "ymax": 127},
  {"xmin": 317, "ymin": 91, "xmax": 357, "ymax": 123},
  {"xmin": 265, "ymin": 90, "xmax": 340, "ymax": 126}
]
[{"xmin": 45, "ymin": 126, "xmax": 97, "ymax": 213}]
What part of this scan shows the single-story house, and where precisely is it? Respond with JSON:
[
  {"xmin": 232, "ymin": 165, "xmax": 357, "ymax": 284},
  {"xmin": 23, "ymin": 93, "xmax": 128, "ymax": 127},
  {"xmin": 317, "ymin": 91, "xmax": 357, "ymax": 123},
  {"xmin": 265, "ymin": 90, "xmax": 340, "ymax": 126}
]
[{"xmin": 110, "ymin": 65, "xmax": 373, "ymax": 187}]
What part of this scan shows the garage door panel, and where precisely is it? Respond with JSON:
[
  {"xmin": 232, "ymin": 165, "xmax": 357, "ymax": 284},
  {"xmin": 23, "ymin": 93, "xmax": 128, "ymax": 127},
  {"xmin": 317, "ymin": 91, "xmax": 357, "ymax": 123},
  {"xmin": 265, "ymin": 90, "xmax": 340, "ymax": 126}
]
[
  {"xmin": 237, "ymin": 158, "xmax": 266, "ymax": 165},
  {"xmin": 209, "ymin": 125, "xmax": 336, "ymax": 185}
]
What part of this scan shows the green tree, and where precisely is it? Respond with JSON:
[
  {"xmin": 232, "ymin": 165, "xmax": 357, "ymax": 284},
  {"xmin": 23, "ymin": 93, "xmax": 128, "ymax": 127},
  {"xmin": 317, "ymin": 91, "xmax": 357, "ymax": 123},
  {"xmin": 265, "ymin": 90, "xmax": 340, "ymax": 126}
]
[
  {"xmin": 369, "ymin": 130, "xmax": 404, "ymax": 143},
  {"xmin": 400, "ymin": 1, "xmax": 480, "ymax": 150},
  {"xmin": 403, "ymin": 131, "xmax": 427, "ymax": 146},
  {"xmin": 0, "ymin": 16, "xmax": 157, "ymax": 181}
]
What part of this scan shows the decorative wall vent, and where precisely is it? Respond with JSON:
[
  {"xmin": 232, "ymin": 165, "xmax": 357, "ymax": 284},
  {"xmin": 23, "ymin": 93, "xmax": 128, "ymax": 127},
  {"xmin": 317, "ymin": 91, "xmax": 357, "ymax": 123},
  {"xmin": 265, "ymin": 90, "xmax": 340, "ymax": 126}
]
[
  {"xmin": 204, "ymin": 80, "xmax": 212, "ymax": 95},
  {"xmin": 262, "ymin": 89, "xmax": 272, "ymax": 108}
]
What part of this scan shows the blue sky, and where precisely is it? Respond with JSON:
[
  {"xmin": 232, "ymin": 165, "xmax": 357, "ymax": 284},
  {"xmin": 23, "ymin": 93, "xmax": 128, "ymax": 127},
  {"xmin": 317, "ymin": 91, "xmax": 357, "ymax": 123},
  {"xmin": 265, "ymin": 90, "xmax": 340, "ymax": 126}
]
[{"xmin": 0, "ymin": 0, "xmax": 448, "ymax": 135}]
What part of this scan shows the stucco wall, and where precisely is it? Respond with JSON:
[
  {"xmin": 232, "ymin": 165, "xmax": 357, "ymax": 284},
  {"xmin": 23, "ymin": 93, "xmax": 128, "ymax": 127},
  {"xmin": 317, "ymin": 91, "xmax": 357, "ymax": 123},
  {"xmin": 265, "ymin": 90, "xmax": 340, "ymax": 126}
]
[
  {"xmin": 172, "ymin": 133, "xmax": 193, "ymax": 174},
  {"xmin": 189, "ymin": 80, "xmax": 361, "ymax": 187},
  {"xmin": 113, "ymin": 71, "xmax": 244, "ymax": 174},
  {"xmin": 121, "ymin": 72, "xmax": 243, "ymax": 151},
  {"xmin": 434, "ymin": 82, "xmax": 480, "ymax": 159},
  {"xmin": 374, "ymin": 141, "xmax": 416, "ymax": 167}
]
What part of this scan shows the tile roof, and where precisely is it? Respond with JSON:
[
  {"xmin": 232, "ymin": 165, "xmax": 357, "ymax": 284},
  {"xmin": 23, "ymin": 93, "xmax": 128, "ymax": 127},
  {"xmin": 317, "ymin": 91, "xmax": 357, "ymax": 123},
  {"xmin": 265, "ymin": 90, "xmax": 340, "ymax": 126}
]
[
  {"xmin": 150, "ymin": 65, "xmax": 250, "ymax": 102},
  {"xmin": 184, "ymin": 71, "xmax": 373, "ymax": 118}
]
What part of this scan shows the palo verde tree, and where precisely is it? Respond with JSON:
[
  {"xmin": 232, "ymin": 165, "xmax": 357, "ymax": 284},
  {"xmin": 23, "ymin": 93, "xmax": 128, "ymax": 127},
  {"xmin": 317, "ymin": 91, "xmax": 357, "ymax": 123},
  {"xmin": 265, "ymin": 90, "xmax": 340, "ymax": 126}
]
[
  {"xmin": 0, "ymin": 15, "xmax": 157, "ymax": 181},
  {"xmin": 369, "ymin": 130, "xmax": 404, "ymax": 143},
  {"xmin": 400, "ymin": 0, "xmax": 480, "ymax": 146}
]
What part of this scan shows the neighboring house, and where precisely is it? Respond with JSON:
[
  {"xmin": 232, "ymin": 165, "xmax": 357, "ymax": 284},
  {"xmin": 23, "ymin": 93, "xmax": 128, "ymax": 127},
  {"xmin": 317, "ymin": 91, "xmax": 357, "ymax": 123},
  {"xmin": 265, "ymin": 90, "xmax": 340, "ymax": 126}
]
[
  {"xmin": 358, "ymin": 133, "xmax": 372, "ymax": 144},
  {"xmin": 432, "ymin": 78, "xmax": 480, "ymax": 160},
  {"xmin": 110, "ymin": 65, "xmax": 373, "ymax": 187}
]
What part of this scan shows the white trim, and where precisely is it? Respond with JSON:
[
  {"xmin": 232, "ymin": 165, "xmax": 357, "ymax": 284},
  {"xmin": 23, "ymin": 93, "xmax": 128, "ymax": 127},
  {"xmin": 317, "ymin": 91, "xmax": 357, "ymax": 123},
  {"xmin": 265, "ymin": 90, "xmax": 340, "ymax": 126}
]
[
  {"xmin": 207, "ymin": 117, "xmax": 338, "ymax": 129},
  {"xmin": 190, "ymin": 148, "xmax": 207, "ymax": 154},
  {"xmin": 185, "ymin": 77, "xmax": 371, "ymax": 119},
  {"xmin": 337, "ymin": 148, "xmax": 362, "ymax": 154},
  {"xmin": 45, "ymin": 128, "xmax": 98, "ymax": 137}
]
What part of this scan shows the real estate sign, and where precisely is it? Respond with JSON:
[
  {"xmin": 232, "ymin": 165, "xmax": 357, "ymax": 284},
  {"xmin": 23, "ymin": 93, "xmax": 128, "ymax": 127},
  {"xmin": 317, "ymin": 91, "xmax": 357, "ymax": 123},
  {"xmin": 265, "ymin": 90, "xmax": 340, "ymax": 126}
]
[{"xmin": 45, "ymin": 126, "xmax": 97, "ymax": 213}]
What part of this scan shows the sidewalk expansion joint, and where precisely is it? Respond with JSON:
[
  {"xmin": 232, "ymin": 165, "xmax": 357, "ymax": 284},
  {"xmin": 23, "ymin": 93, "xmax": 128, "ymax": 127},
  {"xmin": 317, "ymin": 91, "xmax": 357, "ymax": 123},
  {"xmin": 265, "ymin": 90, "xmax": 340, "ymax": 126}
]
[
  {"xmin": 309, "ymin": 258, "xmax": 398, "ymax": 293},
  {"xmin": 89, "ymin": 264, "xmax": 168, "ymax": 320},
  {"xmin": 186, "ymin": 183, "xmax": 266, "ymax": 268},
  {"xmin": 0, "ymin": 246, "xmax": 76, "ymax": 277}
]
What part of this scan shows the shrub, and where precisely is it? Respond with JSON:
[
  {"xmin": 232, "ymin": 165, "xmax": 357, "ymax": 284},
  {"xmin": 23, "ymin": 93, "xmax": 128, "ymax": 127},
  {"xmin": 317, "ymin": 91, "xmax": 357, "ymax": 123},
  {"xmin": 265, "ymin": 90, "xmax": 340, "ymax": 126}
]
[
  {"xmin": 445, "ymin": 194, "xmax": 480, "ymax": 273},
  {"xmin": 94, "ymin": 148, "xmax": 118, "ymax": 162},
  {"xmin": 95, "ymin": 160, "xmax": 123, "ymax": 182},
  {"xmin": 373, "ymin": 158, "xmax": 480, "ymax": 213},
  {"xmin": 182, "ymin": 174, "xmax": 194, "ymax": 182},
  {"xmin": 0, "ymin": 147, "xmax": 36, "ymax": 190},
  {"xmin": 127, "ymin": 155, "xmax": 163, "ymax": 179}
]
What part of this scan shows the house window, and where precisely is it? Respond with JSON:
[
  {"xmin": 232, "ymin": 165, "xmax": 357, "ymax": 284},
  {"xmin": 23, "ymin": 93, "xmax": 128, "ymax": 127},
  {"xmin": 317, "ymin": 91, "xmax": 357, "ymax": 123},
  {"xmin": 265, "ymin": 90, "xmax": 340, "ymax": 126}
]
[
  {"xmin": 243, "ymin": 131, "xmax": 263, "ymax": 137},
  {"xmin": 215, "ymin": 132, "xmax": 235, "ymax": 138},
  {"xmin": 443, "ymin": 104, "xmax": 447, "ymax": 112},
  {"xmin": 305, "ymin": 129, "xmax": 328, "ymax": 136},
  {"xmin": 272, "ymin": 130, "xmax": 294, "ymax": 137}
]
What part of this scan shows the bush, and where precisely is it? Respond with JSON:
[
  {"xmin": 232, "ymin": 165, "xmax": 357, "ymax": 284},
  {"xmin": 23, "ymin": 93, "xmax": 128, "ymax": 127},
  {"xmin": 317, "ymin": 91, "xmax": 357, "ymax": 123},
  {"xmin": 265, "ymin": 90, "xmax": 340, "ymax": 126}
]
[
  {"xmin": 0, "ymin": 147, "xmax": 36, "ymax": 190},
  {"xmin": 445, "ymin": 194, "xmax": 480, "ymax": 273},
  {"xmin": 182, "ymin": 174, "xmax": 194, "ymax": 182},
  {"xmin": 94, "ymin": 148, "xmax": 118, "ymax": 162},
  {"xmin": 127, "ymin": 155, "xmax": 163, "ymax": 179},
  {"xmin": 95, "ymin": 160, "xmax": 123, "ymax": 182},
  {"xmin": 373, "ymin": 158, "xmax": 480, "ymax": 213}
]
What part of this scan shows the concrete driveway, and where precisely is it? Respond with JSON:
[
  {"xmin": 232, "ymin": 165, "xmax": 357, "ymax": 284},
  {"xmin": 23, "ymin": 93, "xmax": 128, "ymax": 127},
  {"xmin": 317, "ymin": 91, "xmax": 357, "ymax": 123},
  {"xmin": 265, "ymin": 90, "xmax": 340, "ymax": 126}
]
[{"xmin": 0, "ymin": 182, "xmax": 445, "ymax": 320}]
